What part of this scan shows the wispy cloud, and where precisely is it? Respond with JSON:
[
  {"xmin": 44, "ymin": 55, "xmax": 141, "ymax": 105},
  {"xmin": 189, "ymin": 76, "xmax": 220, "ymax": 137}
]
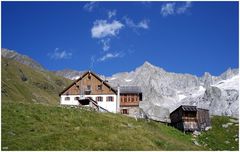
[
  {"xmin": 91, "ymin": 20, "xmax": 124, "ymax": 38},
  {"xmin": 48, "ymin": 48, "xmax": 72, "ymax": 60},
  {"xmin": 123, "ymin": 17, "xmax": 149, "ymax": 30},
  {"xmin": 161, "ymin": 3, "xmax": 176, "ymax": 17},
  {"xmin": 138, "ymin": 19, "xmax": 149, "ymax": 29},
  {"xmin": 161, "ymin": 2, "xmax": 192, "ymax": 17},
  {"xmin": 100, "ymin": 38, "xmax": 111, "ymax": 52},
  {"xmin": 108, "ymin": 10, "xmax": 117, "ymax": 19},
  {"xmin": 83, "ymin": 2, "xmax": 98, "ymax": 12},
  {"xmin": 90, "ymin": 55, "xmax": 95, "ymax": 69},
  {"xmin": 98, "ymin": 52, "xmax": 124, "ymax": 62},
  {"xmin": 177, "ymin": 1, "xmax": 192, "ymax": 14}
]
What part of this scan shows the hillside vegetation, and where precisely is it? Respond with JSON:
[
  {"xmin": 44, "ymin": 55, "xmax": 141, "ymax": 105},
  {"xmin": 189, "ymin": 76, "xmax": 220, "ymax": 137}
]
[
  {"xmin": 1, "ymin": 57, "xmax": 72, "ymax": 105},
  {"xmin": 2, "ymin": 102, "xmax": 238, "ymax": 151},
  {"xmin": 2, "ymin": 102, "xmax": 201, "ymax": 150},
  {"xmin": 197, "ymin": 116, "xmax": 239, "ymax": 150}
]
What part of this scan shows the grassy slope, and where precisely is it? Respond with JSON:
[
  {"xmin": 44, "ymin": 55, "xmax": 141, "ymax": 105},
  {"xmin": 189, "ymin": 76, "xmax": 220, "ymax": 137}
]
[
  {"xmin": 197, "ymin": 116, "xmax": 239, "ymax": 150},
  {"xmin": 1, "ymin": 57, "xmax": 72, "ymax": 105},
  {"xmin": 2, "ymin": 102, "xmax": 201, "ymax": 151}
]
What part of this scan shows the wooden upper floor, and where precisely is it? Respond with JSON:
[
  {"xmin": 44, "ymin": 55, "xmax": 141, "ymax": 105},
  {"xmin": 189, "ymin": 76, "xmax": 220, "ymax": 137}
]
[
  {"xmin": 59, "ymin": 71, "xmax": 117, "ymax": 96},
  {"xmin": 120, "ymin": 93, "xmax": 142, "ymax": 107}
]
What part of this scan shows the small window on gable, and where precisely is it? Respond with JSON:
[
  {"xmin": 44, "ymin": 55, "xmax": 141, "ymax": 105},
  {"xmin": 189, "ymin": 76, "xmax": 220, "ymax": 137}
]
[
  {"xmin": 106, "ymin": 96, "xmax": 114, "ymax": 102},
  {"xmin": 87, "ymin": 85, "xmax": 91, "ymax": 90},
  {"xmin": 96, "ymin": 96, "xmax": 103, "ymax": 102},
  {"xmin": 97, "ymin": 85, "xmax": 102, "ymax": 90},
  {"xmin": 65, "ymin": 97, "xmax": 70, "ymax": 101}
]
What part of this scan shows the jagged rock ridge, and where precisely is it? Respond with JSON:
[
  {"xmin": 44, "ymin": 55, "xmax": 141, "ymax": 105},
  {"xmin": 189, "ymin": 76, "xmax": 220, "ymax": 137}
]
[
  {"xmin": 1, "ymin": 48, "xmax": 44, "ymax": 71},
  {"xmin": 53, "ymin": 69, "xmax": 84, "ymax": 80}
]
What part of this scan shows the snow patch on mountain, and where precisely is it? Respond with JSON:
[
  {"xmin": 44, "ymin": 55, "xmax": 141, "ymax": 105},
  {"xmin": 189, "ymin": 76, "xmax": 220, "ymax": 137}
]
[
  {"xmin": 125, "ymin": 79, "xmax": 132, "ymax": 82},
  {"xmin": 213, "ymin": 75, "xmax": 239, "ymax": 90}
]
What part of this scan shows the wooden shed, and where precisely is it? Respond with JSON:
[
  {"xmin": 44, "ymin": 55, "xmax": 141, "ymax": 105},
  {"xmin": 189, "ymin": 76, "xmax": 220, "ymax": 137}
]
[
  {"xmin": 170, "ymin": 105, "xmax": 210, "ymax": 132},
  {"xmin": 197, "ymin": 108, "xmax": 211, "ymax": 131}
]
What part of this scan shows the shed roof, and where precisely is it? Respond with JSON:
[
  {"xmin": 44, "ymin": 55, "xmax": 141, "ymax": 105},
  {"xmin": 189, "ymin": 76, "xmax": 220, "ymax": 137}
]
[
  {"xmin": 170, "ymin": 105, "xmax": 197, "ymax": 115},
  {"xmin": 181, "ymin": 105, "xmax": 197, "ymax": 111}
]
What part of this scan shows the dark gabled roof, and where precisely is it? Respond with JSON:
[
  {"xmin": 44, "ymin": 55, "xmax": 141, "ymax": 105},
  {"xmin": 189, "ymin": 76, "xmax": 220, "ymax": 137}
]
[
  {"xmin": 170, "ymin": 105, "xmax": 197, "ymax": 115},
  {"xmin": 59, "ymin": 71, "xmax": 117, "ymax": 96},
  {"xmin": 114, "ymin": 86, "xmax": 142, "ymax": 94},
  {"xmin": 181, "ymin": 105, "xmax": 197, "ymax": 111}
]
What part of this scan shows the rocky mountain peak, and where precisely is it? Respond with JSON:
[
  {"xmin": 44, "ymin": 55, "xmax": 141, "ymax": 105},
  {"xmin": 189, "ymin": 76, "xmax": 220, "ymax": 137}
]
[
  {"xmin": 220, "ymin": 68, "xmax": 239, "ymax": 80},
  {"xmin": 143, "ymin": 61, "xmax": 153, "ymax": 67},
  {"xmin": 138, "ymin": 61, "xmax": 166, "ymax": 73}
]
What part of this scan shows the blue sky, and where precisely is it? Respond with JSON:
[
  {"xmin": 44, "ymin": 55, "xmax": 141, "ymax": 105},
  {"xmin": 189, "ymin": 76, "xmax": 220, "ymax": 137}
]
[{"xmin": 2, "ymin": 1, "xmax": 239, "ymax": 76}]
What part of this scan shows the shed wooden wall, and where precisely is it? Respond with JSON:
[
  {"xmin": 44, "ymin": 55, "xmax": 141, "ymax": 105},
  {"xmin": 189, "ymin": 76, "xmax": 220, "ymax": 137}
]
[
  {"xmin": 197, "ymin": 108, "xmax": 211, "ymax": 130},
  {"xmin": 170, "ymin": 108, "xmax": 183, "ymax": 124}
]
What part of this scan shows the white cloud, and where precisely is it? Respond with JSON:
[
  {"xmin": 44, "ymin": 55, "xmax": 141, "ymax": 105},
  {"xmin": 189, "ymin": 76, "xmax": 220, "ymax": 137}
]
[
  {"xmin": 177, "ymin": 1, "xmax": 192, "ymax": 14},
  {"xmin": 90, "ymin": 55, "xmax": 95, "ymax": 69},
  {"xmin": 161, "ymin": 2, "xmax": 192, "ymax": 17},
  {"xmin": 108, "ymin": 10, "xmax": 117, "ymax": 19},
  {"xmin": 98, "ymin": 52, "xmax": 123, "ymax": 62},
  {"xmin": 48, "ymin": 48, "xmax": 72, "ymax": 60},
  {"xmin": 123, "ymin": 17, "xmax": 149, "ymax": 30},
  {"xmin": 161, "ymin": 3, "xmax": 176, "ymax": 17},
  {"xmin": 83, "ymin": 2, "xmax": 98, "ymax": 12},
  {"xmin": 138, "ymin": 19, "xmax": 149, "ymax": 29},
  {"xmin": 91, "ymin": 20, "xmax": 124, "ymax": 38},
  {"xmin": 100, "ymin": 38, "xmax": 111, "ymax": 52}
]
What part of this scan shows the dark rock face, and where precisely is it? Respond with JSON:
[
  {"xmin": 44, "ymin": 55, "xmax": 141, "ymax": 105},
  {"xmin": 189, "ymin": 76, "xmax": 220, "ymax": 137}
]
[{"xmin": 19, "ymin": 69, "xmax": 28, "ymax": 82}]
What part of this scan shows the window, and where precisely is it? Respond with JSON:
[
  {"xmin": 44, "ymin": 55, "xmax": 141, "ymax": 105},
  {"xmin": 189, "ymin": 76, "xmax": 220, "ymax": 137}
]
[
  {"xmin": 74, "ymin": 97, "xmax": 80, "ymax": 101},
  {"xmin": 87, "ymin": 85, "xmax": 91, "ymax": 90},
  {"xmin": 128, "ymin": 96, "xmax": 131, "ymax": 102},
  {"xmin": 96, "ymin": 96, "xmax": 103, "ymax": 102},
  {"xmin": 65, "ymin": 97, "xmax": 70, "ymax": 101},
  {"xmin": 131, "ymin": 97, "xmax": 134, "ymax": 102},
  {"xmin": 121, "ymin": 109, "xmax": 129, "ymax": 114},
  {"xmin": 97, "ymin": 85, "xmax": 102, "ymax": 90},
  {"xmin": 139, "ymin": 93, "xmax": 142, "ymax": 101},
  {"xmin": 124, "ymin": 97, "xmax": 127, "ymax": 102},
  {"xmin": 106, "ymin": 96, "xmax": 114, "ymax": 102}
]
